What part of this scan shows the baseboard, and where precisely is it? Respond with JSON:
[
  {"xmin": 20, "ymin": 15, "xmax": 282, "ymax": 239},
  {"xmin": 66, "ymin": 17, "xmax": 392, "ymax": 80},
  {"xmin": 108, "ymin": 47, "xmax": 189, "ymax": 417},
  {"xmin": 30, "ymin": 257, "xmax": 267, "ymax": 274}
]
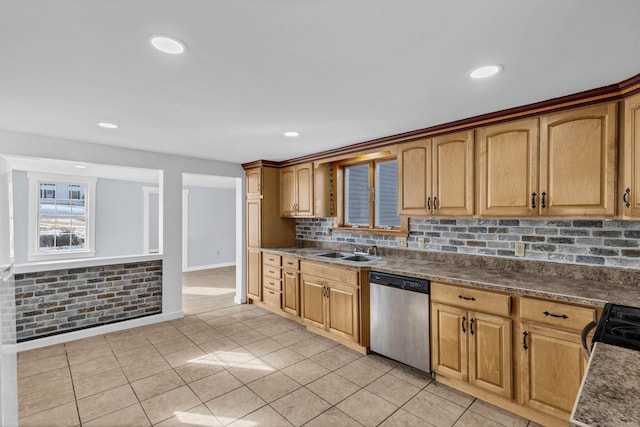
[
  {"xmin": 183, "ymin": 262, "xmax": 236, "ymax": 272},
  {"xmin": 16, "ymin": 311, "xmax": 185, "ymax": 351}
]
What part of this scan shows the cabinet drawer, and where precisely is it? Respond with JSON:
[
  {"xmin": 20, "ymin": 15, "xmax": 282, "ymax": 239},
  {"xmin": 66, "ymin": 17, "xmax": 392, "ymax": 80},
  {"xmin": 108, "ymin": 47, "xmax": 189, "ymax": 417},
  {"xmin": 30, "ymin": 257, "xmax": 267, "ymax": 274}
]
[
  {"xmin": 300, "ymin": 261, "xmax": 358, "ymax": 286},
  {"xmin": 520, "ymin": 297, "xmax": 596, "ymax": 333},
  {"xmin": 263, "ymin": 265, "xmax": 281, "ymax": 279},
  {"xmin": 263, "ymin": 253, "xmax": 282, "ymax": 267},
  {"xmin": 431, "ymin": 282, "xmax": 510, "ymax": 317},
  {"xmin": 263, "ymin": 276, "xmax": 282, "ymax": 292},
  {"xmin": 282, "ymin": 256, "xmax": 300, "ymax": 270},
  {"xmin": 263, "ymin": 288, "xmax": 282, "ymax": 308}
]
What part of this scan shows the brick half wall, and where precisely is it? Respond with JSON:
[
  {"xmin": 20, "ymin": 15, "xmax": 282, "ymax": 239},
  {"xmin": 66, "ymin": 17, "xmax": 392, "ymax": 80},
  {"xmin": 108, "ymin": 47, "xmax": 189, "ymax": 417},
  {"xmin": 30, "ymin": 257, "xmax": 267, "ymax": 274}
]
[{"xmin": 14, "ymin": 260, "xmax": 163, "ymax": 342}]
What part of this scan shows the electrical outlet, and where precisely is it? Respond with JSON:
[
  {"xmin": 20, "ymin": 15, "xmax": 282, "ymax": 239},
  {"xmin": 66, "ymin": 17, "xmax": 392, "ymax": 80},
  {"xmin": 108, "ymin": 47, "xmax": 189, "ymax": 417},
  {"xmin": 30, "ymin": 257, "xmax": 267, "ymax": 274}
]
[
  {"xmin": 397, "ymin": 236, "xmax": 407, "ymax": 247},
  {"xmin": 310, "ymin": 230, "xmax": 316, "ymax": 238},
  {"xmin": 417, "ymin": 237, "xmax": 425, "ymax": 249},
  {"xmin": 515, "ymin": 242, "xmax": 525, "ymax": 257}
]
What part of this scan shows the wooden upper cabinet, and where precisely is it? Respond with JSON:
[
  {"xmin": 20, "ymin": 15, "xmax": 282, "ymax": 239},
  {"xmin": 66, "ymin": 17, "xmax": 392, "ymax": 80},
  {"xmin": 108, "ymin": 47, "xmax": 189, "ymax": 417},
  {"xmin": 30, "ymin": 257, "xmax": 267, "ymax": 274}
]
[
  {"xmin": 280, "ymin": 167, "xmax": 296, "ymax": 217},
  {"xmin": 295, "ymin": 164, "xmax": 313, "ymax": 216},
  {"xmin": 280, "ymin": 162, "xmax": 330, "ymax": 218},
  {"xmin": 477, "ymin": 118, "xmax": 539, "ymax": 217},
  {"xmin": 622, "ymin": 92, "xmax": 640, "ymax": 218},
  {"xmin": 539, "ymin": 103, "xmax": 616, "ymax": 216},
  {"xmin": 398, "ymin": 130, "xmax": 474, "ymax": 217},
  {"xmin": 246, "ymin": 168, "xmax": 262, "ymax": 198}
]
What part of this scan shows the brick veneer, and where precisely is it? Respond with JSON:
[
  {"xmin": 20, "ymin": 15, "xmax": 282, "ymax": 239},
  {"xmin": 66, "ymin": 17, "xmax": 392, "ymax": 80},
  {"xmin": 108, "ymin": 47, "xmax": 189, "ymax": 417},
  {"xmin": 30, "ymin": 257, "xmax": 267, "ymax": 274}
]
[{"xmin": 14, "ymin": 260, "xmax": 162, "ymax": 342}]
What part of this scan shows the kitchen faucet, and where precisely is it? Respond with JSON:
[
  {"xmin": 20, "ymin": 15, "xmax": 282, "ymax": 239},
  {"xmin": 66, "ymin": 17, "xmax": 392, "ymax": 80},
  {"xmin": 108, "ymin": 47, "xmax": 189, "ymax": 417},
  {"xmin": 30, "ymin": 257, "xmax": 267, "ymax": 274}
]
[
  {"xmin": 350, "ymin": 243, "xmax": 364, "ymax": 254},
  {"xmin": 367, "ymin": 246, "xmax": 378, "ymax": 256}
]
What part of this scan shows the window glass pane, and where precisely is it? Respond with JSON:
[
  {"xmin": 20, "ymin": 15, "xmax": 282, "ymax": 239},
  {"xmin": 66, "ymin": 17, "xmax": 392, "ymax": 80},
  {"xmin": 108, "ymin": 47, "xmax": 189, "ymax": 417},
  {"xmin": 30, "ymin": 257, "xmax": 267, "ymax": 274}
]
[
  {"xmin": 345, "ymin": 164, "xmax": 369, "ymax": 226},
  {"xmin": 375, "ymin": 160, "xmax": 401, "ymax": 227},
  {"xmin": 37, "ymin": 181, "xmax": 88, "ymax": 252}
]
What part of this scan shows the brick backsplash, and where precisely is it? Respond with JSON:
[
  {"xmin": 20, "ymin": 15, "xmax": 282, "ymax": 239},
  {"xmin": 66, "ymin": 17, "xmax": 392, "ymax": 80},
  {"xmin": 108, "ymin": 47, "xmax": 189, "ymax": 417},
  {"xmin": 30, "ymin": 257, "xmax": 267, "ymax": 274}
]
[
  {"xmin": 296, "ymin": 218, "xmax": 640, "ymax": 269},
  {"xmin": 14, "ymin": 260, "xmax": 162, "ymax": 342}
]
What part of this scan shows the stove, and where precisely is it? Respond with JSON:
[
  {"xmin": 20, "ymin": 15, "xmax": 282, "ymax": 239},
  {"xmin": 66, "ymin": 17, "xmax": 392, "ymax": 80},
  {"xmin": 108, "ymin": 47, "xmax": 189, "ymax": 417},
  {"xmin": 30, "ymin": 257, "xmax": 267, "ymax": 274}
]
[{"xmin": 591, "ymin": 304, "xmax": 640, "ymax": 352}]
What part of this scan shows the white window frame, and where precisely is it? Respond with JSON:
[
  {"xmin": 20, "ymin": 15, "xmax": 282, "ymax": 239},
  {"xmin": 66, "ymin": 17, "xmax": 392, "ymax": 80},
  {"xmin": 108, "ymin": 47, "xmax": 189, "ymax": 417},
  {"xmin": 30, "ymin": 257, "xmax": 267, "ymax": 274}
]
[{"xmin": 27, "ymin": 172, "xmax": 97, "ymax": 261}]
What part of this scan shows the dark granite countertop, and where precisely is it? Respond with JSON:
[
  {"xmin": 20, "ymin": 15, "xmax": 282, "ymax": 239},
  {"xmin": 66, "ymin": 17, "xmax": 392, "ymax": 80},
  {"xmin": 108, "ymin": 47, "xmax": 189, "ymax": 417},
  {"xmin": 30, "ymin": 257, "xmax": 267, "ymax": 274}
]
[
  {"xmin": 262, "ymin": 247, "xmax": 640, "ymax": 307},
  {"xmin": 570, "ymin": 343, "xmax": 640, "ymax": 427}
]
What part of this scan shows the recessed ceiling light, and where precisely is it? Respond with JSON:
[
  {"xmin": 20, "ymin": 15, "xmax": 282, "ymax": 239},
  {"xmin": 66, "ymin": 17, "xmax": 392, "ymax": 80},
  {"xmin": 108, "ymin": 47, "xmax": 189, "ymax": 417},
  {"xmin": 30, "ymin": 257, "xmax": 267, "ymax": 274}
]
[
  {"xmin": 284, "ymin": 131, "xmax": 300, "ymax": 137},
  {"xmin": 98, "ymin": 122, "xmax": 118, "ymax": 129},
  {"xmin": 150, "ymin": 35, "xmax": 187, "ymax": 54},
  {"xmin": 469, "ymin": 65, "xmax": 503, "ymax": 79},
  {"xmin": 74, "ymin": 165, "xmax": 87, "ymax": 169}
]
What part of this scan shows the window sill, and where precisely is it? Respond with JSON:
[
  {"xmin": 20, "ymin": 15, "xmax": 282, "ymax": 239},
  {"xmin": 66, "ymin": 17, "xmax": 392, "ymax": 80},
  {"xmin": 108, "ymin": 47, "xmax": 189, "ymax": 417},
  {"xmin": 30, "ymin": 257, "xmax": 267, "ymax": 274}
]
[
  {"xmin": 332, "ymin": 226, "xmax": 408, "ymax": 237},
  {"xmin": 27, "ymin": 250, "xmax": 96, "ymax": 262}
]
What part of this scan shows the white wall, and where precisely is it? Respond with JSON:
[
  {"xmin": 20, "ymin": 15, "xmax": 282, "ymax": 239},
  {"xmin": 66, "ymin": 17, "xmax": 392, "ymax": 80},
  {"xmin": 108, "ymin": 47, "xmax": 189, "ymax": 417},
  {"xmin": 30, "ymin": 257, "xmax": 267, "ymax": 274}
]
[
  {"xmin": 185, "ymin": 186, "xmax": 235, "ymax": 270},
  {"xmin": 0, "ymin": 129, "xmax": 244, "ymax": 317}
]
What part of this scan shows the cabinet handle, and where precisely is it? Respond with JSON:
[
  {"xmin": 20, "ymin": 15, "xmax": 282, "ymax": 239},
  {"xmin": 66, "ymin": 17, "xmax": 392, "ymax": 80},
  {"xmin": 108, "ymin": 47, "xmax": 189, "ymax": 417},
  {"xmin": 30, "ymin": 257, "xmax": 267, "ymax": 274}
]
[
  {"xmin": 461, "ymin": 316, "xmax": 467, "ymax": 333},
  {"xmin": 427, "ymin": 196, "xmax": 431, "ymax": 210},
  {"xmin": 531, "ymin": 192, "xmax": 537, "ymax": 209},
  {"xmin": 268, "ymin": 290, "xmax": 274, "ymax": 295},
  {"xmin": 470, "ymin": 318, "xmax": 475, "ymax": 335},
  {"xmin": 458, "ymin": 295, "xmax": 476, "ymax": 301},
  {"xmin": 433, "ymin": 196, "xmax": 438, "ymax": 210},
  {"xmin": 543, "ymin": 311, "xmax": 569, "ymax": 319},
  {"xmin": 287, "ymin": 261, "xmax": 294, "ymax": 265},
  {"xmin": 523, "ymin": 331, "xmax": 529, "ymax": 350},
  {"xmin": 624, "ymin": 188, "xmax": 631, "ymax": 208},
  {"xmin": 541, "ymin": 192, "xmax": 547, "ymax": 208}
]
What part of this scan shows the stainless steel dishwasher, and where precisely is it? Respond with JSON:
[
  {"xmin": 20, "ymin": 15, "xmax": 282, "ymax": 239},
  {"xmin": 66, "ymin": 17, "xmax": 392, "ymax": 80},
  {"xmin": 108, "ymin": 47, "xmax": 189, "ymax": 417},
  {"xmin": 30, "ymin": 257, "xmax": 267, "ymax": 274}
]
[{"xmin": 369, "ymin": 271, "xmax": 430, "ymax": 373}]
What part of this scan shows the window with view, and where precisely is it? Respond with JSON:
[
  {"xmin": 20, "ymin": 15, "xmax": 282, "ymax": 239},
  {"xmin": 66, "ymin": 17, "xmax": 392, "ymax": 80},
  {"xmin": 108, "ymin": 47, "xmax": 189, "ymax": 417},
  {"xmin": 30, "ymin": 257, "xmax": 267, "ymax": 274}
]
[{"xmin": 28, "ymin": 173, "xmax": 96, "ymax": 260}]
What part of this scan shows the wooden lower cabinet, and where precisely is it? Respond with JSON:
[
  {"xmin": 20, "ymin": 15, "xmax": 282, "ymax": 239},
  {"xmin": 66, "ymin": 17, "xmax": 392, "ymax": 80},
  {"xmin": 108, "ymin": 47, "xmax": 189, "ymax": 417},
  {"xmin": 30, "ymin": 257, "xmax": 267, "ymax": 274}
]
[
  {"xmin": 247, "ymin": 248, "xmax": 261, "ymax": 301},
  {"xmin": 282, "ymin": 269, "xmax": 300, "ymax": 316},
  {"xmin": 301, "ymin": 276, "xmax": 325, "ymax": 329},
  {"xmin": 520, "ymin": 322, "xmax": 587, "ymax": 420}
]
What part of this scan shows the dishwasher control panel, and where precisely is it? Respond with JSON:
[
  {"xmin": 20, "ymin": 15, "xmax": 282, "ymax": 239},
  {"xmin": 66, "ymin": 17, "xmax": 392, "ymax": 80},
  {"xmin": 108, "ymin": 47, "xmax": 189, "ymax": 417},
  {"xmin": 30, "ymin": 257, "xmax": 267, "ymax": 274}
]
[{"xmin": 369, "ymin": 271, "xmax": 430, "ymax": 294}]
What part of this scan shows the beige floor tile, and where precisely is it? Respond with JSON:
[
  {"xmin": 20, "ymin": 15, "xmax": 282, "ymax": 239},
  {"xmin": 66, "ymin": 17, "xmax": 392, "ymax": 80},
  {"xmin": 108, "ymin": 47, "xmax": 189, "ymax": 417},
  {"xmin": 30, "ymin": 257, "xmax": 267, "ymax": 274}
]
[
  {"xmin": 260, "ymin": 347, "xmax": 305, "ymax": 370},
  {"xmin": 304, "ymin": 407, "xmax": 363, "ymax": 427},
  {"xmin": 241, "ymin": 313, "xmax": 281, "ymax": 329},
  {"xmin": 379, "ymin": 408, "xmax": 434, "ymax": 427},
  {"xmin": 170, "ymin": 316, "xmax": 202, "ymax": 327},
  {"xmin": 289, "ymin": 337, "xmax": 332, "ymax": 358},
  {"xmin": 227, "ymin": 329, "xmax": 266, "ymax": 346},
  {"xmin": 77, "ymin": 383, "xmax": 138, "ymax": 424},
  {"xmin": 199, "ymin": 336, "xmax": 242, "ymax": 354},
  {"xmin": 210, "ymin": 347, "xmax": 257, "ymax": 368},
  {"xmin": 218, "ymin": 322, "xmax": 251, "ymax": 337},
  {"xmin": 310, "ymin": 347, "xmax": 361, "ymax": 371},
  {"xmin": 141, "ymin": 385, "xmax": 202, "ymax": 425},
  {"xmin": 527, "ymin": 421, "xmax": 545, "ymax": 427},
  {"xmin": 306, "ymin": 372, "xmax": 360, "ymax": 405},
  {"xmin": 17, "ymin": 344, "xmax": 66, "ymax": 364},
  {"xmin": 121, "ymin": 355, "xmax": 172, "ymax": 382},
  {"xmin": 67, "ymin": 345, "xmax": 114, "ymax": 365},
  {"xmin": 131, "ymin": 369, "xmax": 185, "ymax": 401},
  {"xmin": 153, "ymin": 336, "xmax": 197, "ymax": 355},
  {"xmin": 256, "ymin": 321, "xmax": 300, "ymax": 338},
  {"xmin": 469, "ymin": 399, "xmax": 530, "ymax": 427},
  {"xmin": 337, "ymin": 389, "xmax": 398, "ymax": 427},
  {"xmin": 64, "ymin": 335, "xmax": 108, "ymax": 351},
  {"xmin": 269, "ymin": 329, "xmax": 309, "ymax": 346},
  {"xmin": 425, "ymin": 382, "xmax": 475, "ymax": 408},
  {"xmin": 83, "ymin": 403, "xmax": 151, "ymax": 427},
  {"xmin": 18, "ymin": 381, "xmax": 75, "ymax": 419},
  {"xmin": 108, "ymin": 336, "xmax": 153, "ymax": 353},
  {"xmin": 73, "ymin": 368, "xmax": 128, "ymax": 399},
  {"xmin": 146, "ymin": 327, "xmax": 184, "ymax": 345},
  {"xmin": 175, "ymin": 360, "xmax": 225, "ymax": 383},
  {"xmin": 227, "ymin": 358, "xmax": 276, "ymax": 384},
  {"xmin": 203, "ymin": 316, "xmax": 239, "ymax": 328},
  {"xmin": 19, "ymin": 401, "xmax": 79, "ymax": 427},
  {"xmin": 281, "ymin": 359, "xmax": 330, "ymax": 385},
  {"xmin": 366, "ymin": 373, "xmax": 422, "ymax": 406},
  {"xmin": 388, "ymin": 364, "xmax": 433, "ymax": 389},
  {"xmin": 154, "ymin": 404, "xmax": 222, "ymax": 427},
  {"xmin": 227, "ymin": 405, "xmax": 293, "ymax": 427},
  {"xmin": 113, "ymin": 344, "xmax": 160, "ymax": 366},
  {"xmin": 271, "ymin": 387, "xmax": 331, "ymax": 426},
  {"xmin": 185, "ymin": 328, "xmax": 225, "ymax": 345},
  {"xmin": 247, "ymin": 371, "xmax": 301, "ymax": 403},
  {"xmin": 176, "ymin": 321, "xmax": 214, "ymax": 336},
  {"xmin": 360, "ymin": 354, "xmax": 399, "ymax": 373},
  {"xmin": 163, "ymin": 346, "xmax": 207, "ymax": 368},
  {"xmin": 17, "ymin": 354, "xmax": 69, "ymax": 379},
  {"xmin": 335, "ymin": 359, "xmax": 385, "ymax": 387},
  {"xmin": 402, "ymin": 389, "xmax": 467, "ymax": 427},
  {"xmin": 18, "ymin": 366, "xmax": 71, "ymax": 396},
  {"xmin": 69, "ymin": 353, "xmax": 120, "ymax": 380},
  {"xmin": 243, "ymin": 337, "xmax": 284, "ymax": 357},
  {"xmin": 190, "ymin": 370, "xmax": 243, "ymax": 402},
  {"xmin": 454, "ymin": 410, "xmax": 502, "ymax": 427},
  {"xmin": 205, "ymin": 386, "xmax": 266, "ymax": 426}
]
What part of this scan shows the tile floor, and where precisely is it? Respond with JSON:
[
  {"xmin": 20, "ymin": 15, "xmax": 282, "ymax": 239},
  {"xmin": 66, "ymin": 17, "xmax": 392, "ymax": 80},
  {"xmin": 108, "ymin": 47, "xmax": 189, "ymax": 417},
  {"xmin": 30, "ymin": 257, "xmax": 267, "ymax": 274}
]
[{"xmin": 17, "ymin": 267, "xmax": 542, "ymax": 426}]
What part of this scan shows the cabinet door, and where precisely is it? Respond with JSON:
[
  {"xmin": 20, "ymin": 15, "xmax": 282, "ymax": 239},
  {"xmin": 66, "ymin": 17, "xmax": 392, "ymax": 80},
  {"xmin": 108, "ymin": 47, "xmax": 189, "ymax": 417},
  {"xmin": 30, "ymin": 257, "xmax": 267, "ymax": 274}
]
[
  {"xmin": 539, "ymin": 103, "xmax": 616, "ymax": 216},
  {"xmin": 431, "ymin": 303, "xmax": 468, "ymax": 381},
  {"xmin": 477, "ymin": 119, "xmax": 539, "ymax": 217},
  {"xmin": 433, "ymin": 130, "xmax": 474, "ymax": 216},
  {"xmin": 282, "ymin": 269, "xmax": 299, "ymax": 316},
  {"xmin": 246, "ymin": 168, "xmax": 262, "ymax": 198},
  {"xmin": 326, "ymin": 281, "xmax": 359, "ymax": 343},
  {"xmin": 468, "ymin": 312, "xmax": 512, "ymax": 398},
  {"xmin": 247, "ymin": 199, "xmax": 261, "ymax": 248},
  {"xmin": 247, "ymin": 248, "xmax": 262, "ymax": 300},
  {"xmin": 301, "ymin": 276, "xmax": 326, "ymax": 330},
  {"xmin": 521, "ymin": 322, "xmax": 587, "ymax": 420},
  {"xmin": 280, "ymin": 167, "xmax": 295, "ymax": 217},
  {"xmin": 295, "ymin": 164, "xmax": 314, "ymax": 216},
  {"xmin": 398, "ymin": 138, "xmax": 431, "ymax": 215},
  {"xmin": 622, "ymin": 92, "xmax": 640, "ymax": 217}
]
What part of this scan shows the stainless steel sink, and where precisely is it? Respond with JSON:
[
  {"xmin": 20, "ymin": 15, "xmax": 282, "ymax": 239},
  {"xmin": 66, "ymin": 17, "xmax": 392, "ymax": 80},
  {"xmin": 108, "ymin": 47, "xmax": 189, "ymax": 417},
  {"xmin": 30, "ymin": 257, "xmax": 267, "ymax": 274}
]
[
  {"xmin": 314, "ymin": 252, "xmax": 351, "ymax": 258},
  {"xmin": 343, "ymin": 255, "xmax": 382, "ymax": 262}
]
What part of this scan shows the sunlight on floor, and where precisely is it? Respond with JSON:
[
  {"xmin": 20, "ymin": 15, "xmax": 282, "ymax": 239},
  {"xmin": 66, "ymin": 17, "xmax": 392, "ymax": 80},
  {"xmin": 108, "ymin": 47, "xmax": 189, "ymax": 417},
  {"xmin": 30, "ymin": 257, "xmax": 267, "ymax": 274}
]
[
  {"xmin": 189, "ymin": 352, "xmax": 275, "ymax": 371},
  {"xmin": 182, "ymin": 286, "xmax": 235, "ymax": 296},
  {"xmin": 174, "ymin": 409, "xmax": 221, "ymax": 426}
]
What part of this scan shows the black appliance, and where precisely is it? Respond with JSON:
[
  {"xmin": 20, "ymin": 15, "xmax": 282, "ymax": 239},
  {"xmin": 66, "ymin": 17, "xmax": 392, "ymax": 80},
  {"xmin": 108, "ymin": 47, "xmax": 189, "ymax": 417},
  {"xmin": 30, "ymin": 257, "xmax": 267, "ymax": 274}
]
[{"xmin": 582, "ymin": 303, "xmax": 640, "ymax": 357}]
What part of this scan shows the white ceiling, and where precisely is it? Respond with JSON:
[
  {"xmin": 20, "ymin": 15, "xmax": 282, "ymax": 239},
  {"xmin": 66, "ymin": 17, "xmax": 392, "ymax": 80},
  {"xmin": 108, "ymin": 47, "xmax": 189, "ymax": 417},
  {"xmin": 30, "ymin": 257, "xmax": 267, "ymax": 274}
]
[{"xmin": 1, "ymin": 1, "xmax": 639, "ymax": 165}]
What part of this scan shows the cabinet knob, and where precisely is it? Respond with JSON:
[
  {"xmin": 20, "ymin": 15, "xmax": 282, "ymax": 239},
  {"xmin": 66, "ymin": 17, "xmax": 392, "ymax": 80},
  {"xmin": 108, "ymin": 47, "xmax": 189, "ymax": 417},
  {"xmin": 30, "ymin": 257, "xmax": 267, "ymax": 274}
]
[{"xmin": 624, "ymin": 187, "xmax": 631, "ymax": 208}]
